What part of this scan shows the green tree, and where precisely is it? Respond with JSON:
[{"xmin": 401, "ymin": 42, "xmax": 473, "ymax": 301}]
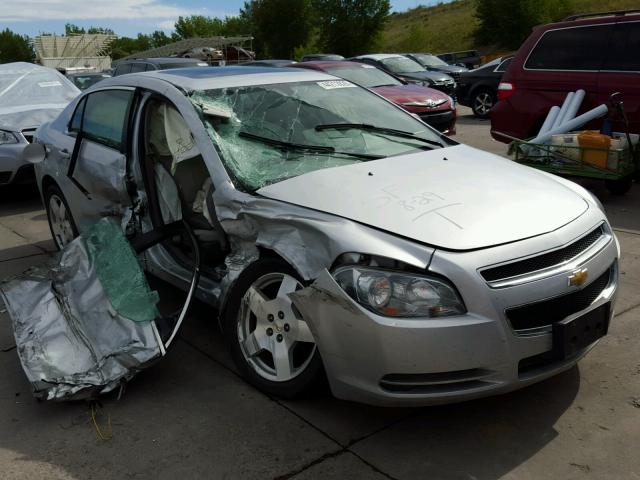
[
  {"xmin": 109, "ymin": 34, "xmax": 152, "ymax": 60},
  {"xmin": 174, "ymin": 15, "xmax": 225, "ymax": 39},
  {"xmin": 65, "ymin": 24, "xmax": 114, "ymax": 36},
  {"xmin": 245, "ymin": 0, "xmax": 313, "ymax": 58},
  {"xmin": 475, "ymin": 0, "xmax": 573, "ymax": 49},
  {"xmin": 64, "ymin": 23, "xmax": 85, "ymax": 35},
  {"xmin": 150, "ymin": 30, "xmax": 172, "ymax": 48},
  {"xmin": 0, "ymin": 29, "xmax": 35, "ymax": 63},
  {"xmin": 87, "ymin": 26, "xmax": 115, "ymax": 35},
  {"xmin": 313, "ymin": 0, "xmax": 390, "ymax": 57}
]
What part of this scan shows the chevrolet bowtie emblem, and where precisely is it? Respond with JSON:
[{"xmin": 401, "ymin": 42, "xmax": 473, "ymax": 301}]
[{"xmin": 568, "ymin": 268, "xmax": 589, "ymax": 287}]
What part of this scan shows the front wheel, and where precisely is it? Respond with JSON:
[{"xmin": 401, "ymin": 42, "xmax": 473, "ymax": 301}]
[
  {"xmin": 44, "ymin": 184, "xmax": 78, "ymax": 250},
  {"xmin": 222, "ymin": 258, "xmax": 324, "ymax": 398}
]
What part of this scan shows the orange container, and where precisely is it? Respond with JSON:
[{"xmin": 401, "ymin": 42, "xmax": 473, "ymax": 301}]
[{"xmin": 578, "ymin": 131, "xmax": 611, "ymax": 168}]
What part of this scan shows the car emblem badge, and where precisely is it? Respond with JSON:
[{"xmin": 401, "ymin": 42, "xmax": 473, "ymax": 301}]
[{"xmin": 568, "ymin": 268, "xmax": 588, "ymax": 287}]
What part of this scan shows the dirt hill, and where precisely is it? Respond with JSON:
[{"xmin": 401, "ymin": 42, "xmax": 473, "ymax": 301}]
[{"xmin": 382, "ymin": 0, "xmax": 640, "ymax": 54}]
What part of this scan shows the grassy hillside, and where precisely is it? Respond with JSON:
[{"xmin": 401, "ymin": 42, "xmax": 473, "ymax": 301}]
[{"xmin": 382, "ymin": 0, "xmax": 640, "ymax": 54}]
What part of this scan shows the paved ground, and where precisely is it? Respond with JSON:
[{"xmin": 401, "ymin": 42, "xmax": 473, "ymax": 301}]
[{"xmin": 1, "ymin": 107, "xmax": 639, "ymax": 480}]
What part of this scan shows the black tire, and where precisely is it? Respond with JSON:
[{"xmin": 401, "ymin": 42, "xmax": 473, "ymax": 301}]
[
  {"xmin": 222, "ymin": 257, "xmax": 324, "ymax": 399},
  {"xmin": 43, "ymin": 183, "xmax": 79, "ymax": 250},
  {"xmin": 471, "ymin": 88, "xmax": 495, "ymax": 119},
  {"xmin": 605, "ymin": 177, "xmax": 633, "ymax": 196}
]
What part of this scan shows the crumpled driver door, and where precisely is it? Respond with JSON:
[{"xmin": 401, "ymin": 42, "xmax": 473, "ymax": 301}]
[{"xmin": 0, "ymin": 218, "xmax": 200, "ymax": 401}]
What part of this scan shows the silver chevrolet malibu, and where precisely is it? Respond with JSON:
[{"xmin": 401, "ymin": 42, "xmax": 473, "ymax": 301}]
[{"xmin": 30, "ymin": 67, "xmax": 619, "ymax": 406}]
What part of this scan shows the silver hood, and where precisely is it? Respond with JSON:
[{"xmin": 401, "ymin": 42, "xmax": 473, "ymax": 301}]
[
  {"xmin": 257, "ymin": 144, "xmax": 589, "ymax": 250},
  {"xmin": 0, "ymin": 105, "xmax": 67, "ymax": 132}
]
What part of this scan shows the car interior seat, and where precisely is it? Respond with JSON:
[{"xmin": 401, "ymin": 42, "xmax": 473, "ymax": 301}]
[{"xmin": 145, "ymin": 100, "xmax": 229, "ymax": 264}]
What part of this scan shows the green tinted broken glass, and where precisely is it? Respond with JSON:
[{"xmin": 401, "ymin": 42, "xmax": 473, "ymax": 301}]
[{"xmin": 82, "ymin": 218, "xmax": 160, "ymax": 323}]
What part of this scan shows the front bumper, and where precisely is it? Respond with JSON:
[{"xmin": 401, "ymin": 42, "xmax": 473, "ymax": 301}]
[
  {"xmin": 0, "ymin": 142, "xmax": 29, "ymax": 185},
  {"xmin": 292, "ymin": 211, "xmax": 619, "ymax": 406}
]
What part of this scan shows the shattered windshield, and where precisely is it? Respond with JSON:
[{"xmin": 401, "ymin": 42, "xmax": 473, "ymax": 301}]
[{"xmin": 191, "ymin": 80, "xmax": 444, "ymax": 191}]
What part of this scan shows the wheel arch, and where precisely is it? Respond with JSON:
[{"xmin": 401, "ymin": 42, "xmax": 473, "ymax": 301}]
[
  {"xmin": 468, "ymin": 83, "xmax": 496, "ymax": 100},
  {"xmin": 41, "ymin": 174, "xmax": 58, "ymax": 194},
  {"xmin": 217, "ymin": 246, "xmax": 312, "ymax": 328}
]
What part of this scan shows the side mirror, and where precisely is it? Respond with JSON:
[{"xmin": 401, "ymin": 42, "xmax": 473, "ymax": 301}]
[{"xmin": 22, "ymin": 142, "xmax": 46, "ymax": 164}]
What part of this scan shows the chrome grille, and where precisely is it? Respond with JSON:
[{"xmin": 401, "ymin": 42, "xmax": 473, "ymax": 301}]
[
  {"xmin": 505, "ymin": 264, "xmax": 613, "ymax": 331},
  {"xmin": 481, "ymin": 225, "xmax": 605, "ymax": 283}
]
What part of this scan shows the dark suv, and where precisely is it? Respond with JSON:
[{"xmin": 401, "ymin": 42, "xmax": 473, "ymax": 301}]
[{"xmin": 491, "ymin": 10, "xmax": 640, "ymax": 142}]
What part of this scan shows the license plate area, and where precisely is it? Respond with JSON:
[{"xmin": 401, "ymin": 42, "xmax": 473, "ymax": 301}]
[{"xmin": 552, "ymin": 302, "xmax": 610, "ymax": 360}]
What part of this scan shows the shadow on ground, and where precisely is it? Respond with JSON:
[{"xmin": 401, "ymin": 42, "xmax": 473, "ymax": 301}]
[{"xmin": 0, "ymin": 267, "xmax": 580, "ymax": 479}]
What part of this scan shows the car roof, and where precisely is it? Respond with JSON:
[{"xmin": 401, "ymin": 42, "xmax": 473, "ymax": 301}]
[
  {"xmin": 559, "ymin": 10, "xmax": 640, "ymax": 25},
  {"xmin": 98, "ymin": 66, "xmax": 335, "ymax": 91},
  {"xmin": 295, "ymin": 60, "xmax": 368, "ymax": 70},
  {"xmin": 244, "ymin": 59, "xmax": 296, "ymax": 65},
  {"xmin": 354, "ymin": 53, "xmax": 404, "ymax": 60},
  {"xmin": 68, "ymin": 72, "xmax": 110, "ymax": 77},
  {"xmin": 120, "ymin": 57, "xmax": 204, "ymax": 65}
]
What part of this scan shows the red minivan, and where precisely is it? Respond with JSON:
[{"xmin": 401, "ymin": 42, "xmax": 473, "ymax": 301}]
[{"xmin": 491, "ymin": 11, "xmax": 640, "ymax": 143}]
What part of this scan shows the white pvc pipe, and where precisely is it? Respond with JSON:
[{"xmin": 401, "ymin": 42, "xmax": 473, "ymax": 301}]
[
  {"xmin": 552, "ymin": 92, "xmax": 575, "ymax": 129},
  {"xmin": 558, "ymin": 89, "xmax": 585, "ymax": 126},
  {"xmin": 529, "ymin": 104, "xmax": 609, "ymax": 145},
  {"xmin": 538, "ymin": 105, "xmax": 561, "ymax": 136}
]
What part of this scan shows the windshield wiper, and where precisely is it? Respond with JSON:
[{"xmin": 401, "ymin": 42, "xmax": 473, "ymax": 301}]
[
  {"xmin": 315, "ymin": 123, "xmax": 444, "ymax": 148},
  {"xmin": 238, "ymin": 131, "xmax": 384, "ymax": 160}
]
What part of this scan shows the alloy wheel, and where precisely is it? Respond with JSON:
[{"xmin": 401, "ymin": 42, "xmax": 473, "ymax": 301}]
[
  {"xmin": 48, "ymin": 194, "xmax": 75, "ymax": 249},
  {"xmin": 474, "ymin": 92, "xmax": 494, "ymax": 116},
  {"xmin": 237, "ymin": 272, "xmax": 316, "ymax": 382}
]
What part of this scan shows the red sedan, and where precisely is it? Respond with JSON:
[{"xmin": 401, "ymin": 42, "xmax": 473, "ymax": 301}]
[{"xmin": 293, "ymin": 60, "xmax": 456, "ymax": 135}]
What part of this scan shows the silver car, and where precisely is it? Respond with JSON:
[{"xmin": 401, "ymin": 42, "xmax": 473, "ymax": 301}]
[
  {"xmin": 0, "ymin": 62, "xmax": 79, "ymax": 185},
  {"xmin": 31, "ymin": 66, "xmax": 619, "ymax": 406}
]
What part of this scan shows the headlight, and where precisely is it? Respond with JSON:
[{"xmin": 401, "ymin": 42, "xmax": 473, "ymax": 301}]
[
  {"xmin": 333, "ymin": 266, "xmax": 466, "ymax": 318},
  {"xmin": 0, "ymin": 130, "xmax": 17, "ymax": 145}
]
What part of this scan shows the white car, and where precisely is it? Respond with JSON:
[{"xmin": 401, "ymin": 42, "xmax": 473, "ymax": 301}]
[{"xmin": 0, "ymin": 62, "xmax": 79, "ymax": 185}]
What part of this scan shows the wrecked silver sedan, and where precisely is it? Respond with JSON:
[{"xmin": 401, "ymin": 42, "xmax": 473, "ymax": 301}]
[{"xmin": 10, "ymin": 66, "xmax": 620, "ymax": 406}]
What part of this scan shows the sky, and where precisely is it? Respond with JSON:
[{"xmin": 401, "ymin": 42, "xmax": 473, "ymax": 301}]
[{"xmin": 1, "ymin": 0, "xmax": 443, "ymax": 37}]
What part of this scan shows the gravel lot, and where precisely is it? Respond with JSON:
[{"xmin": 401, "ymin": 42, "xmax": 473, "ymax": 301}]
[{"xmin": 1, "ymin": 106, "xmax": 639, "ymax": 480}]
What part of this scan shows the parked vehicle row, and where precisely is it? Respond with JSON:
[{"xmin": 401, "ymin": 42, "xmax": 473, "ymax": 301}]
[
  {"xmin": 293, "ymin": 60, "xmax": 456, "ymax": 134},
  {"xmin": 352, "ymin": 54, "xmax": 457, "ymax": 96}
]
